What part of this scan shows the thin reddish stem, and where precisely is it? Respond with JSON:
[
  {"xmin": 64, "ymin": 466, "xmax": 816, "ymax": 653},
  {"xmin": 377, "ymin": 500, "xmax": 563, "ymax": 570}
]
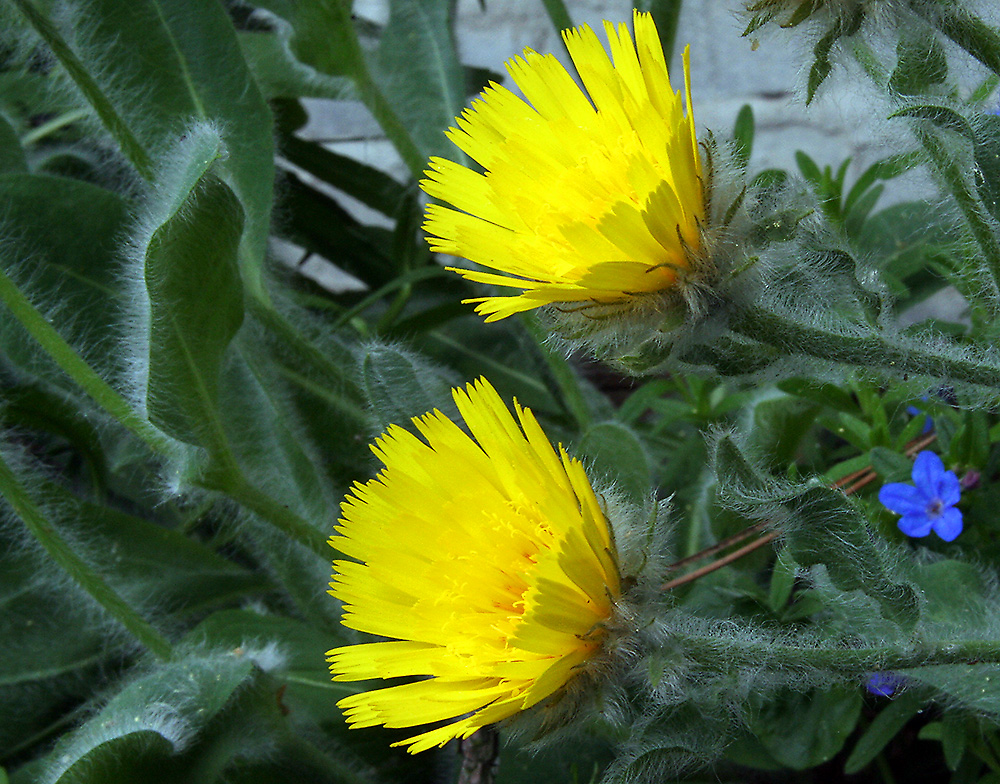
[
  {"xmin": 664, "ymin": 520, "xmax": 770, "ymax": 572},
  {"xmin": 662, "ymin": 531, "xmax": 779, "ymax": 590},
  {"xmin": 661, "ymin": 431, "xmax": 939, "ymax": 591}
]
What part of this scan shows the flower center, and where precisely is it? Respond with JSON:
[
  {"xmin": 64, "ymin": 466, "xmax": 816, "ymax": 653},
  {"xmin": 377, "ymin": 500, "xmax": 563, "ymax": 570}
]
[{"xmin": 926, "ymin": 498, "xmax": 944, "ymax": 518}]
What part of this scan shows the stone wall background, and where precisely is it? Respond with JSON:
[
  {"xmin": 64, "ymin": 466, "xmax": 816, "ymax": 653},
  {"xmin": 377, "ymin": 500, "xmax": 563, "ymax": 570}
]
[
  {"xmin": 301, "ymin": 0, "xmax": 959, "ymax": 190},
  {"xmin": 288, "ymin": 0, "xmax": 994, "ymax": 317}
]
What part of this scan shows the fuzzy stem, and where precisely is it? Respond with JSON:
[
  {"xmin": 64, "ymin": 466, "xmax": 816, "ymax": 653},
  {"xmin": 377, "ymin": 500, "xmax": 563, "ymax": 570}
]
[
  {"xmin": 0, "ymin": 451, "xmax": 173, "ymax": 660},
  {"xmin": 910, "ymin": 124, "xmax": 1000, "ymax": 314},
  {"xmin": 323, "ymin": 0, "xmax": 425, "ymax": 178},
  {"xmin": 907, "ymin": 0, "xmax": 1000, "ymax": 78},
  {"xmin": 10, "ymin": 0, "xmax": 154, "ymax": 179},
  {"xmin": 21, "ymin": 108, "xmax": 89, "ymax": 145},
  {"xmin": 458, "ymin": 726, "xmax": 500, "ymax": 784},
  {"xmin": 0, "ymin": 268, "xmax": 171, "ymax": 455},
  {"xmin": 729, "ymin": 304, "xmax": 1000, "ymax": 390},
  {"xmin": 681, "ymin": 634, "xmax": 1000, "ymax": 674}
]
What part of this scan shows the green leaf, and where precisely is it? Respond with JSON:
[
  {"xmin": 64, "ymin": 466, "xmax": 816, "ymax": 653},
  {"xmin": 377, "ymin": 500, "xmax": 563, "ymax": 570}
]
[
  {"xmin": 190, "ymin": 608, "xmax": 346, "ymax": 678},
  {"xmin": 372, "ymin": 0, "xmax": 467, "ymax": 165},
  {"xmin": 795, "ymin": 150, "xmax": 823, "ymax": 186},
  {"xmin": 889, "ymin": 105, "xmax": 975, "ymax": 140},
  {"xmin": 237, "ymin": 28, "xmax": 354, "ymax": 101},
  {"xmin": 0, "ymin": 115, "xmax": 26, "ymax": 174},
  {"xmin": 777, "ymin": 378, "xmax": 859, "ymax": 413},
  {"xmin": 575, "ymin": 421, "xmax": 652, "ymax": 505},
  {"xmin": 0, "ymin": 173, "xmax": 129, "ymax": 371},
  {"xmin": 248, "ymin": 303, "xmax": 370, "ymax": 486},
  {"xmin": 732, "ymin": 103, "xmax": 754, "ymax": 168},
  {"xmin": 843, "ymin": 691, "xmax": 924, "ymax": 774},
  {"xmin": 0, "ymin": 449, "xmax": 173, "ymax": 661},
  {"xmin": 806, "ymin": 26, "xmax": 838, "ymax": 104},
  {"xmin": 713, "ymin": 433, "xmax": 772, "ymax": 499},
  {"xmin": 974, "ymin": 115, "xmax": 1000, "ymax": 222},
  {"xmin": 1, "ymin": 381, "xmax": 110, "ymax": 494},
  {"xmin": 142, "ymin": 130, "xmax": 245, "ymax": 448},
  {"xmin": 858, "ymin": 201, "xmax": 959, "ymax": 305},
  {"xmin": 913, "ymin": 559, "xmax": 988, "ymax": 628},
  {"xmin": 0, "ymin": 539, "xmax": 107, "ymax": 751},
  {"xmin": 38, "ymin": 0, "xmax": 274, "ymax": 294},
  {"xmin": 279, "ymin": 134, "xmax": 410, "ymax": 218},
  {"xmin": 907, "ymin": 664, "xmax": 1000, "ymax": 719},
  {"xmin": 889, "ymin": 30, "xmax": 948, "ymax": 95},
  {"xmin": 831, "ymin": 411, "xmax": 873, "ymax": 452},
  {"xmin": 823, "ymin": 452, "xmax": 872, "ymax": 484},
  {"xmin": 914, "ymin": 1, "xmax": 1000, "ymax": 79},
  {"xmin": 497, "ymin": 737, "xmax": 613, "ymax": 784},
  {"xmin": 414, "ymin": 317, "xmax": 566, "ymax": 417},
  {"xmin": 751, "ymin": 167, "xmax": 788, "ymax": 193},
  {"xmin": 9, "ymin": 0, "xmax": 154, "ymax": 178},
  {"xmin": 843, "ymin": 152, "xmax": 920, "ymax": 217},
  {"xmin": 941, "ymin": 714, "xmax": 968, "ymax": 770},
  {"xmin": 188, "ymin": 610, "xmax": 358, "ymax": 726},
  {"xmin": 751, "ymin": 686, "xmax": 862, "ymax": 770},
  {"xmin": 617, "ymin": 379, "xmax": 674, "ymax": 424},
  {"xmin": 768, "ymin": 548, "xmax": 797, "ymax": 614},
  {"xmin": 747, "ymin": 395, "xmax": 819, "ymax": 470},
  {"xmin": 362, "ymin": 342, "xmax": 460, "ymax": 432},
  {"xmin": 539, "ymin": 0, "xmax": 573, "ymax": 33},
  {"xmin": 782, "ymin": 0, "xmax": 821, "ymax": 28},
  {"xmin": 257, "ymin": 0, "xmax": 424, "ymax": 176},
  {"xmin": 787, "ymin": 485, "xmax": 919, "ymax": 630},
  {"xmin": 869, "ymin": 446, "xmax": 913, "ymax": 482},
  {"xmin": 715, "ymin": 438, "xmax": 919, "ymax": 630},
  {"xmin": 44, "ymin": 649, "xmax": 255, "ymax": 784},
  {"xmin": 947, "ymin": 412, "xmax": 990, "ymax": 467},
  {"xmin": 60, "ymin": 492, "xmax": 270, "ymax": 615}
]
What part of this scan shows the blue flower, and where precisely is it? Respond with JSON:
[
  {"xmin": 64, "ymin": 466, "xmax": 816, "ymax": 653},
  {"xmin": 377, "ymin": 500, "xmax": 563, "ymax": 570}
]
[
  {"xmin": 865, "ymin": 672, "xmax": 903, "ymax": 697},
  {"xmin": 878, "ymin": 451, "xmax": 963, "ymax": 541}
]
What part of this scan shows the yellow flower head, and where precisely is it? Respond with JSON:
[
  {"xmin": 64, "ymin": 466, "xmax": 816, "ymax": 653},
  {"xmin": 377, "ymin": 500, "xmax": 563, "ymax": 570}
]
[
  {"xmin": 421, "ymin": 10, "xmax": 703, "ymax": 323},
  {"xmin": 327, "ymin": 378, "xmax": 621, "ymax": 753}
]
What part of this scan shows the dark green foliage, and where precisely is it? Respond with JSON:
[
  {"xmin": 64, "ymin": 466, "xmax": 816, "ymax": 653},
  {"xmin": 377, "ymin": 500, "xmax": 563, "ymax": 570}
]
[{"xmin": 5, "ymin": 1, "xmax": 1000, "ymax": 783}]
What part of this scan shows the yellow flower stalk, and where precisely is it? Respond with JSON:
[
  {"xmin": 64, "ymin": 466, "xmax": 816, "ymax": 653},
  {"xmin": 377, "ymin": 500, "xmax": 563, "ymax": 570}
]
[
  {"xmin": 421, "ymin": 10, "xmax": 703, "ymax": 322},
  {"xmin": 327, "ymin": 378, "xmax": 621, "ymax": 753}
]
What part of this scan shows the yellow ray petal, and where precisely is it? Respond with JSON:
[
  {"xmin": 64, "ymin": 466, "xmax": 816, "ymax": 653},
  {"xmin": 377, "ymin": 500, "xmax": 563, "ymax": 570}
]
[
  {"xmin": 328, "ymin": 379, "xmax": 620, "ymax": 751},
  {"xmin": 422, "ymin": 12, "xmax": 703, "ymax": 320}
]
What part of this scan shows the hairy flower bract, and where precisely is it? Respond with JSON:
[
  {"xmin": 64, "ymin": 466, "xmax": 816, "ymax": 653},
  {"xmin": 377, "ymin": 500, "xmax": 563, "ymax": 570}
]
[
  {"xmin": 878, "ymin": 451, "xmax": 963, "ymax": 541},
  {"xmin": 421, "ymin": 11, "xmax": 704, "ymax": 322},
  {"xmin": 327, "ymin": 378, "xmax": 621, "ymax": 753}
]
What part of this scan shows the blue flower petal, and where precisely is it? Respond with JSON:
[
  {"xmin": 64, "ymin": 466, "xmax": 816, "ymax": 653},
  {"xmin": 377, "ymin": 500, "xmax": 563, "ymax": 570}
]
[
  {"xmin": 866, "ymin": 672, "xmax": 902, "ymax": 697},
  {"xmin": 898, "ymin": 511, "xmax": 934, "ymax": 538},
  {"xmin": 933, "ymin": 507, "xmax": 963, "ymax": 542},
  {"xmin": 879, "ymin": 483, "xmax": 927, "ymax": 515},
  {"xmin": 937, "ymin": 470, "xmax": 961, "ymax": 506},
  {"xmin": 912, "ymin": 451, "xmax": 945, "ymax": 492}
]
